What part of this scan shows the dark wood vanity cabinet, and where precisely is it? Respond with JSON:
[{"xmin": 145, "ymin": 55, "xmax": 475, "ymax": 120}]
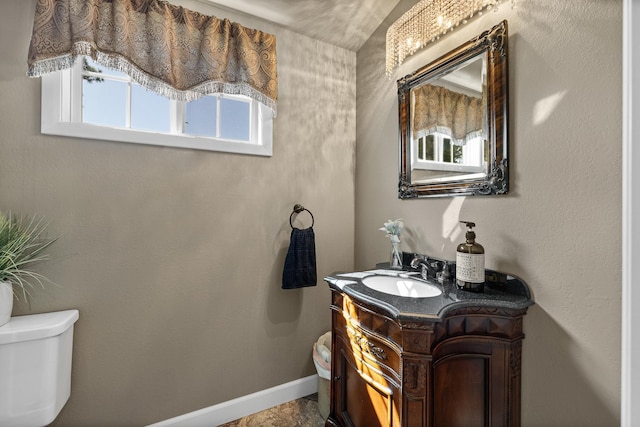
[{"xmin": 326, "ymin": 289, "xmax": 527, "ymax": 427}]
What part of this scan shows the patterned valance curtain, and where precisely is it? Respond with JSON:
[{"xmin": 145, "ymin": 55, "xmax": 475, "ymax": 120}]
[
  {"xmin": 412, "ymin": 84, "xmax": 484, "ymax": 145},
  {"xmin": 27, "ymin": 0, "xmax": 278, "ymax": 115}
]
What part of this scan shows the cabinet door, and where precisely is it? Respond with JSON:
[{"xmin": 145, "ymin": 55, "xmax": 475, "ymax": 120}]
[
  {"xmin": 332, "ymin": 333, "xmax": 401, "ymax": 427},
  {"xmin": 432, "ymin": 340, "xmax": 511, "ymax": 427}
]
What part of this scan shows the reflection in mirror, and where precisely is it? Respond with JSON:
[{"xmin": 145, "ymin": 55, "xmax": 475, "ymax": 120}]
[
  {"xmin": 411, "ymin": 54, "xmax": 486, "ymax": 183},
  {"xmin": 398, "ymin": 21, "xmax": 508, "ymax": 198}
]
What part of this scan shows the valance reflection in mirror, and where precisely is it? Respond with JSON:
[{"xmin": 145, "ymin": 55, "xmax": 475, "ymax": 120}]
[{"xmin": 398, "ymin": 21, "xmax": 508, "ymax": 198}]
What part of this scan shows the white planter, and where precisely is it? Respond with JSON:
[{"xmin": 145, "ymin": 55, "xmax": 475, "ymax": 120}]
[{"xmin": 0, "ymin": 281, "xmax": 13, "ymax": 327}]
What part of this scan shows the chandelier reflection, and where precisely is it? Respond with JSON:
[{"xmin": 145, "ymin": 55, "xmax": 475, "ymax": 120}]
[{"xmin": 386, "ymin": 0, "xmax": 514, "ymax": 76}]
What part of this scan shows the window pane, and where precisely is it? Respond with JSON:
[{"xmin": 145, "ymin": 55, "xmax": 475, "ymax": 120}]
[
  {"xmin": 483, "ymin": 139, "xmax": 489, "ymax": 163},
  {"xmin": 131, "ymin": 85, "xmax": 170, "ymax": 132},
  {"xmin": 425, "ymin": 135, "xmax": 435, "ymax": 161},
  {"xmin": 83, "ymin": 57, "xmax": 129, "ymax": 79},
  {"xmin": 220, "ymin": 97, "xmax": 250, "ymax": 141},
  {"xmin": 83, "ymin": 79, "xmax": 127, "ymax": 127},
  {"xmin": 418, "ymin": 137, "xmax": 424, "ymax": 160},
  {"xmin": 185, "ymin": 96, "xmax": 217, "ymax": 137},
  {"xmin": 453, "ymin": 145, "xmax": 463, "ymax": 163},
  {"xmin": 443, "ymin": 138, "xmax": 452, "ymax": 163}
]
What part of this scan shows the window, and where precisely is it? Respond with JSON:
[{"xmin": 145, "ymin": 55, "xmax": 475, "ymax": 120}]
[
  {"xmin": 413, "ymin": 133, "xmax": 486, "ymax": 173},
  {"xmin": 41, "ymin": 58, "xmax": 273, "ymax": 156}
]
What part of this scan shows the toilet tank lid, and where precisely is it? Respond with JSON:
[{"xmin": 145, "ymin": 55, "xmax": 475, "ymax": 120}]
[{"xmin": 0, "ymin": 309, "xmax": 79, "ymax": 345}]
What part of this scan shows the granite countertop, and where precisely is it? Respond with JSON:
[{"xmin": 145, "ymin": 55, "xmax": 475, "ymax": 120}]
[{"xmin": 325, "ymin": 266, "xmax": 534, "ymax": 322}]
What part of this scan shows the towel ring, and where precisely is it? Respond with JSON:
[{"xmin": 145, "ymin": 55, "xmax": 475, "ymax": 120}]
[{"xmin": 290, "ymin": 204, "xmax": 314, "ymax": 228}]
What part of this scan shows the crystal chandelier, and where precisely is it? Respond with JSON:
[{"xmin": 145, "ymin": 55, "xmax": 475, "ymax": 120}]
[{"xmin": 386, "ymin": 0, "xmax": 514, "ymax": 76}]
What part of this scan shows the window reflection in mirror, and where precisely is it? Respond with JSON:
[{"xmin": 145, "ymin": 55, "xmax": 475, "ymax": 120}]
[{"xmin": 410, "ymin": 54, "xmax": 487, "ymax": 184}]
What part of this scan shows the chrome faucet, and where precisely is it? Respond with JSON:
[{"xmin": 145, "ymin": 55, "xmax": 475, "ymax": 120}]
[{"xmin": 410, "ymin": 254, "xmax": 443, "ymax": 281}]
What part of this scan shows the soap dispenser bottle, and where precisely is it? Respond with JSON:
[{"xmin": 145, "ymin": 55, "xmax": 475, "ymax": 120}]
[{"xmin": 456, "ymin": 221, "xmax": 485, "ymax": 292}]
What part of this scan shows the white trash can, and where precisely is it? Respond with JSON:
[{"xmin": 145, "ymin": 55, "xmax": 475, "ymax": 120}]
[{"xmin": 313, "ymin": 331, "xmax": 331, "ymax": 420}]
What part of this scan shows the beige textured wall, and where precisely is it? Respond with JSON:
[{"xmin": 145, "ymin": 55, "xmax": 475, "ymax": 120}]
[
  {"xmin": 0, "ymin": 1, "xmax": 355, "ymax": 425},
  {"xmin": 356, "ymin": 1, "xmax": 621, "ymax": 425}
]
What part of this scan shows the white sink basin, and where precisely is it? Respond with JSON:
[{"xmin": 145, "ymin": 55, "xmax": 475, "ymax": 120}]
[{"xmin": 361, "ymin": 276, "xmax": 442, "ymax": 298}]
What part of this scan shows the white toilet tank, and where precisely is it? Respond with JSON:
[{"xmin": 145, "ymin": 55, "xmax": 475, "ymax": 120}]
[{"xmin": 0, "ymin": 309, "xmax": 79, "ymax": 427}]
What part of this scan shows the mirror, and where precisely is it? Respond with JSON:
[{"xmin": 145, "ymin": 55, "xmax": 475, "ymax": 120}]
[{"xmin": 397, "ymin": 20, "xmax": 508, "ymax": 198}]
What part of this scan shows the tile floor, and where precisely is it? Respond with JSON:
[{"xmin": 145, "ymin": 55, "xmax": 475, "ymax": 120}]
[{"xmin": 218, "ymin": 394, "xmax": 324, "ymax": 427}]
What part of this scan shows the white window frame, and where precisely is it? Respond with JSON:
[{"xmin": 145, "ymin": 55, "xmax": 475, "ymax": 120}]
[
  {"xmin": 412, "ymin": 133, "xmax": 485, "ymax": 173},
  {"xmin": 40, "ymin": 62, "xmax": 273, "ymax": 156}
]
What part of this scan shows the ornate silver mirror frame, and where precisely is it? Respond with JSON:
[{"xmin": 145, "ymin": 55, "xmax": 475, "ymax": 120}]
[{"xmin": 397, "ymin": 20, "xmax": 508, "ymax": 198}]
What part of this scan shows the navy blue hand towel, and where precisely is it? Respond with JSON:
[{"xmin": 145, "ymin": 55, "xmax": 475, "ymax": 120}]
[{"xmin": 282, "ymin": 227, "xmax": 317, "ymax": 289}]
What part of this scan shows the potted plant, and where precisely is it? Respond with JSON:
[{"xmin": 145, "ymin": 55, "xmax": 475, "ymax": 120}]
[{"xmin": 0, "ymin": 211, "xmax": 57, "ymax": 327}]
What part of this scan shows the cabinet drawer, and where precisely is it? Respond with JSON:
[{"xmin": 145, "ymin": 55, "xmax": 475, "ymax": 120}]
[
  {"xmin": 336, "ymin": 323, "xmax": 399, "ymax": 391},
  {"xmin": 337, "ymin": 294, "xmax": 403, "ymax": 345},
  {"xmin": 346, "ymin": 324, "xmax": 400, "ymax": 373}
]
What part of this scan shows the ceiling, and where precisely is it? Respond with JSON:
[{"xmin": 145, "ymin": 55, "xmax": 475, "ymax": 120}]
[{"xmin": 204, "ymin": 0, "xmax": 400, "ymax": 51}]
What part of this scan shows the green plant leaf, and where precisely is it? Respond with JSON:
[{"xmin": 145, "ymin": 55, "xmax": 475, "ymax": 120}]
[{"xmin": 0, "ymin": 211, "xmax": 58, "ymax": 301}]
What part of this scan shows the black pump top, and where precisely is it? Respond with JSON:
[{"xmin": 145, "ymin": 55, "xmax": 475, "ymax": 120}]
[
  {"xmin": 460, "ymin": 221, "xmax": 476, "ymax": 229},
  {"xmin": 460, "ymin": 221, "xmax": 476, "ymax": 242}
]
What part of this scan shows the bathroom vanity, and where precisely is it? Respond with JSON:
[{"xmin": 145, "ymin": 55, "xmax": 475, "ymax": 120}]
[{"xmin": 324, "ymin": 266, "xmax": 533, "ymax": 427}]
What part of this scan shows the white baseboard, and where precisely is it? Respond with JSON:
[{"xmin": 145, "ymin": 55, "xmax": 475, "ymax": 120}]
[{"xmin": 147, "ymin": 375, "xmax": 319, "ymax": 427}]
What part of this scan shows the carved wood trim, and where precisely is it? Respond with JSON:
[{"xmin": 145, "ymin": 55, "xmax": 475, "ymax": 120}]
[
  {"xmin": 403, "ymin": 359, "xmax": 428, "ymax": 396},
  {"xmin": 353, "ymin": 330, "xmax": 388, "ymax": 361},
  {"xmin": 510, "ymin": 341, "xmax": 523, "ymax": 378}
]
